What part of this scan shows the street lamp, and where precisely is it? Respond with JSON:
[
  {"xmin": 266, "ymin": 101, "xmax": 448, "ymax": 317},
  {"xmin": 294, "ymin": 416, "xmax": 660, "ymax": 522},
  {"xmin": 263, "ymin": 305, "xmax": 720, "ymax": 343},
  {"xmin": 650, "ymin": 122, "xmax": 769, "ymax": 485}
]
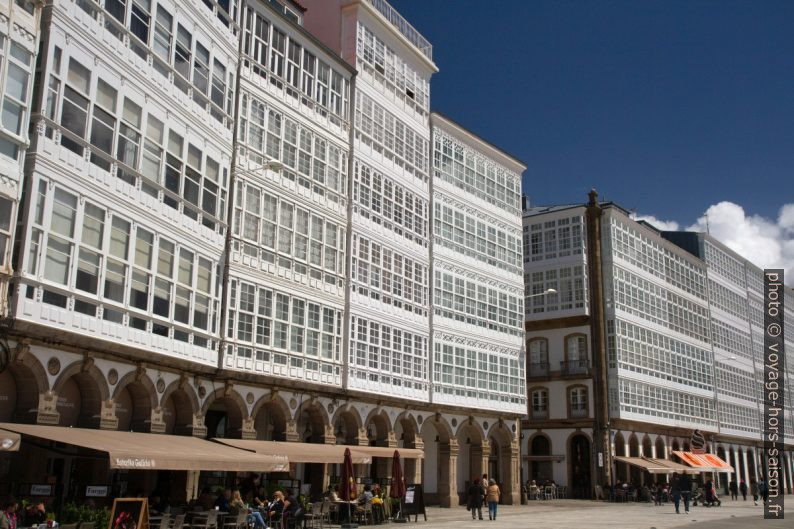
[{"xmin": 526, "ymin": 288, "xmax": 556, "ymax": 298}]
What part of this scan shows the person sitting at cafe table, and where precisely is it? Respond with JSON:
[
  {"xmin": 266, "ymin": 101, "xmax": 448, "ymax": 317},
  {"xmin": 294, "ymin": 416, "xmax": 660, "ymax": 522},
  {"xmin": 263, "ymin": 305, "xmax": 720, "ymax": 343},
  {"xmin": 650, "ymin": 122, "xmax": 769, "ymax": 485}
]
[
  {"xmin": 23, "ymin": 502, "xmax": 46, "ymax": 526},
  {"xmin": 326, "ymin": 485, "xmax": 340, "ymax": 502},
  {"xmin": 267, "ymin": 491, "xmax": 285, "ymax": 525},
  {"xmin": 149, "ymin": 493, "xmax": 170, "ymax": 515},
  {"xmin": 281, "ymin": 491, "xmax": 301, "ymax": 527},
  {"xmin": 354, "ymin": 484, "xmax": 374, "ymax": 518},
  {"xmin": 0, "ymin": 498, "xmax": 19, "ymax": 529},
  {"xmin": 216, "ymin": 489, "xmax": 232, "ymax": 511}
]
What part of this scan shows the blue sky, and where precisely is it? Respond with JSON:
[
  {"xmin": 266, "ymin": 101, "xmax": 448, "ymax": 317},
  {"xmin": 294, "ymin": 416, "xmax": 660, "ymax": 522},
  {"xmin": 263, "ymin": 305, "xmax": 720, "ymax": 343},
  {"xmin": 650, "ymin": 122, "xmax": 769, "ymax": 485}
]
[{"xmin": 391, "ymin": 0, "xmax": 794, "ymax": 224}]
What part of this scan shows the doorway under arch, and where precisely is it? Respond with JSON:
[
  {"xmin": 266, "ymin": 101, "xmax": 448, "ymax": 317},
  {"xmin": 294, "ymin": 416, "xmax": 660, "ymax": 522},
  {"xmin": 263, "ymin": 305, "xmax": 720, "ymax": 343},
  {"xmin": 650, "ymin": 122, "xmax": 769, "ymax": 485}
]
[{"xmin": 568, "ymin": 434, "xmax": 591, "ymax": 498}]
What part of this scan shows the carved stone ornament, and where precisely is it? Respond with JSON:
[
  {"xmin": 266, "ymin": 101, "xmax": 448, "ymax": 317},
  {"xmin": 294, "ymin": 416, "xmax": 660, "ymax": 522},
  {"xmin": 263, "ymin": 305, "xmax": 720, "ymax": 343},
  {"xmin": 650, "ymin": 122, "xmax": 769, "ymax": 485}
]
[{"xmin": 47, "ymin": 357, "xmax": 61, "ymax": 376}]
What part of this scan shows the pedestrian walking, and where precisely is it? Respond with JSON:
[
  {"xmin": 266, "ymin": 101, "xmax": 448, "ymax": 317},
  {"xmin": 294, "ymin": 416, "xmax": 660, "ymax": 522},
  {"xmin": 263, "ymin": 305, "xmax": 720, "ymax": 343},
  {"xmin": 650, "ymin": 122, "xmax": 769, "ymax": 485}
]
[
  {"xmin": 728, "ymin": 479, "xmax": 738, "ymax": 501},
  {"xmin": 680, "ymin": 473, "xmax": 692, "ymax": 514},
  {"xmin": 486, "ymin": 479, "xmax": 501, "ymax": 521},
  {"xmin": 750, "ymin": 478, "xmax": 759, "ymax": 505},
  {"xmin": 670, "ymin": 473, "xmax": 682, "ymax": 514},
  {"xmin": 481, "ymin": 474, "xmax": 488, "ymax": 507},
  {"xmin": 467, "ymin": 478, "xmax": 484, "ymax": 520},
  {"xmin": 739, "ymin": 480, "xmax": 747, "ymax": 501},
  {"xmin": 759, "ymin": 478, "xmax": 768, "ymax": 505}
]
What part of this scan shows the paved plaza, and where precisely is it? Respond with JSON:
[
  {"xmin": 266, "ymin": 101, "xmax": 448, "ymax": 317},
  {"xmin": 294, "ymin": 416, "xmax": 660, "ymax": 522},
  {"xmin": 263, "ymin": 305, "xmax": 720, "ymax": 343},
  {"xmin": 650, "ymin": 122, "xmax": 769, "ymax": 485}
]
[{"xmin": 386, "ymin": 500, "xmax": 790, "ymax": 529}]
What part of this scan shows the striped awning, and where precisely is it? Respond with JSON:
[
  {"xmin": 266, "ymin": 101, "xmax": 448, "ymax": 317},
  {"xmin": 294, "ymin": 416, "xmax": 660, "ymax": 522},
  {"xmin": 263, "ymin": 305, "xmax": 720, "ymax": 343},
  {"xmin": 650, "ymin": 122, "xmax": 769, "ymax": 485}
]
[{"xmin": 673, "ymin": 451, "xmax": 734, "ymax": 473}]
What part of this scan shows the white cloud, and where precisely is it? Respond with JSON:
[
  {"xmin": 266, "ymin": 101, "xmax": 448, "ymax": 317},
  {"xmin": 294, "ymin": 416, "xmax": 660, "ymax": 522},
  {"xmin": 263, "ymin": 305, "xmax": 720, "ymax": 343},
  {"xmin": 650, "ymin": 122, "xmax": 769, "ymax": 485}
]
[
  {"xmin": 639, "ymin": 201, "xmax": 794, "ymax": 286},
  {"xmin": 635, "ymin": 215, "xmax": 680, "ymax": 232}
]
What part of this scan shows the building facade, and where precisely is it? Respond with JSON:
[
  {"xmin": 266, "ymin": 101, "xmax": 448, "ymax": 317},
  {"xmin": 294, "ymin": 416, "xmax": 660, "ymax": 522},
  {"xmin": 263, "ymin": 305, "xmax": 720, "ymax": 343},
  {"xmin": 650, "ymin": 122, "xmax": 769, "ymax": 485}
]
[
  {"xmin": 0, "ymin": 0, "xmax": 41, "ymax": 310},
  {"xmin": 521, "ymin": 191, "xmax": 794, "ymax": 498},
  {"xmin": 0, "ymin": 0, "xmax": 526, "ymax": 506}
]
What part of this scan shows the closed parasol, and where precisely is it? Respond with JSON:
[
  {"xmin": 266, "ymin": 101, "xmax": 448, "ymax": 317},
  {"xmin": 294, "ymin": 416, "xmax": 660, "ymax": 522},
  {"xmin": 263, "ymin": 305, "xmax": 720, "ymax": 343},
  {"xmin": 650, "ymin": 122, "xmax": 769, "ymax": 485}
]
[
  {"xmin": 340, "ymin": 447, "xmax": 358, "ymax": 529},
  {"xmin": 390, "ymin": 449, "xmax": 407, "ymax": 522}
]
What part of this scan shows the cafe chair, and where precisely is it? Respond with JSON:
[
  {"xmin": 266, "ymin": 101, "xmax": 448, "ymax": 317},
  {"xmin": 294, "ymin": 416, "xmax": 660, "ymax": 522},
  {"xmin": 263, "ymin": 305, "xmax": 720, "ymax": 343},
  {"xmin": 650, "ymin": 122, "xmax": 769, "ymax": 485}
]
[
  {"xmin": 222, "ymin": 512, "xmax": 247, "ymax": 529},
  {"xmin": 355, "ymin": 503, "xmax": 374, "ymax": 526},
  {"xmin": 190, "ymin": 509, "xmax": 218, "ymax": 529},
  {"xmin": 156, "ymin": 514, "xmax": 171, "ymax": 529},
  {"xmin": 171, "ymin": 514, "xmax": 186, "ymax": 529}
]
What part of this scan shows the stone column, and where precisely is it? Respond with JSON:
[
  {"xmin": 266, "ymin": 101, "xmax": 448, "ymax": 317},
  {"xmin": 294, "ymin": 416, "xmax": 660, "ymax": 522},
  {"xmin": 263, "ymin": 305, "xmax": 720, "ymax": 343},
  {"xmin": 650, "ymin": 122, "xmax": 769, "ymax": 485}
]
[
  {"xmin": 406, "ymin": 438, "xmax": 423, "ymax": 485},
  {"xmin": 284, "ymin": 420, "xmax": 300, "ymax": 442},
  {"xmin": 149, "ymin": 407, "xmax": 166, "ymax": 434},
  {"xmin": 731, "ymin": 446, "xmax": 740, "ymax": 490},
  {"xmin": 191, "ymin": 413, "xmax": 208, "ymax": 438},
  {"xmin": 36, "ymin": 391, "xmax": 60, "ymax": 425},
  {"xmin": 781, "ymin": 453, "xmax": 791, "ymax": 495},
  {"xmin": 99, "ymin": 400, "xmax": 118, "ymax": 430},
  {"xmin": 786, "ymin": 452, "xmax": 794, "ymax": 494},
  {"xmin": 752, "ymin": 450, "xmax": 759, "ymax": 482},
  {"xmin": 741, "ymin": 449, "xmax": 750, "ymax": 487},
  {"xmin": 438, "ymin": 438, "xmax": 459, "ymax": 507},
  {"xmin": 507, "ymin": 439, "xmax": 521, "ymax": 505},
  {"xmin": 479, "ymin": 439, "xmax": 491, "ymax": 485}
]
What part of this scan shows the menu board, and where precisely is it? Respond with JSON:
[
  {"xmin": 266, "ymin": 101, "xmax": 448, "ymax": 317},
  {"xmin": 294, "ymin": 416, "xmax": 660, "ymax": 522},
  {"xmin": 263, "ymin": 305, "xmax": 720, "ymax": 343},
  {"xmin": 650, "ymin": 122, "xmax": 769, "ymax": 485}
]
[
  {"xmin": 108, "ymin": 498, "xmax": 148, "ymax": 529},
  {"xmin": 401, "ymin": 484, "xmax": 426, "ymax": 521}
]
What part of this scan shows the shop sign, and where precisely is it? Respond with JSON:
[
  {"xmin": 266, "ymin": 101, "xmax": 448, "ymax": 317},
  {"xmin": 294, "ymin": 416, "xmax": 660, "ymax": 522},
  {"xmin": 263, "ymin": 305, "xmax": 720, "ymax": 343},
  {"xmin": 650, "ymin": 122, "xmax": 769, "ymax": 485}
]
[
  {"xmin": 31, "ymin": 484, "xmax": 52, "ymax": 496},
  {"xmin": 86, "ymin": 485, "xmax": 108, "ymax": 497},
  {"xmin": 114, "ymin": 458, "xmax": 155, "ymax": 468}
]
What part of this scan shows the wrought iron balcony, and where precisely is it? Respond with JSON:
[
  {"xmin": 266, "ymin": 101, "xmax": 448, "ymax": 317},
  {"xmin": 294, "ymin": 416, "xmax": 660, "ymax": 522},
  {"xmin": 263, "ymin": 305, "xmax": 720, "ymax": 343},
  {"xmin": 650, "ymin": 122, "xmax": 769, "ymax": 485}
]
[
  {"xmin": 528, "ymin": 362, "xmax": 550, "ymax": 378},
  {"xmin": 560, "ymin": 359, "xmax": 591, "ymax": 377}
]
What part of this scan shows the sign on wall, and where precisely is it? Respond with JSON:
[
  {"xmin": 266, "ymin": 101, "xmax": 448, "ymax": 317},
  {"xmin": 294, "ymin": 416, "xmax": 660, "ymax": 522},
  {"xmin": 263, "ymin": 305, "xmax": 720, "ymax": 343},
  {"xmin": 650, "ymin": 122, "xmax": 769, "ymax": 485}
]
[
  {"xmin": 31, "ymin": 484, "xmax": 53, "ymax": 496},
  {"xmin": 86, "ymin": 485, "xmax": 109, "ymax": 497}
]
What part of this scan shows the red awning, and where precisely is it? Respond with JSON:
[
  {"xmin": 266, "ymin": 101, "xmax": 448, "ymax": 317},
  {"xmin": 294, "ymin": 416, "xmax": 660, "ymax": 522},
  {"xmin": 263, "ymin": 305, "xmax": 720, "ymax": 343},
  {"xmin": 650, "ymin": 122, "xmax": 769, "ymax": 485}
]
[{"xmin": 672, "ymin": 451, "xmax": 734, "ymax": 473}]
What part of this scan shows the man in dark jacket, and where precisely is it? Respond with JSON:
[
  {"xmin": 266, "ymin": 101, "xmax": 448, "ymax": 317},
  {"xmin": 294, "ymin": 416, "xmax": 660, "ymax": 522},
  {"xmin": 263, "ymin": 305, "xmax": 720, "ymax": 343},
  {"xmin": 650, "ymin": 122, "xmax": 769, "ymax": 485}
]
[
  {"xmin": 679, "ymin": 473, "xmax": 693, "ymax": 514},
  {"xmin": 467, "ymin": 479, "xmax": 484, "ymax": 520}
]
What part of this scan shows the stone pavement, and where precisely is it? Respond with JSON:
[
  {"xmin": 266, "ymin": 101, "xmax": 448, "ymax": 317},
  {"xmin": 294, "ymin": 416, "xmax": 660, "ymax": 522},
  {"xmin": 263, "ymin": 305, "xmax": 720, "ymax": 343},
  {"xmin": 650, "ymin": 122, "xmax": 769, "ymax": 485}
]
[{"xmin": 379, "ymin": 499, "xmax": 789, "ymax": 529}]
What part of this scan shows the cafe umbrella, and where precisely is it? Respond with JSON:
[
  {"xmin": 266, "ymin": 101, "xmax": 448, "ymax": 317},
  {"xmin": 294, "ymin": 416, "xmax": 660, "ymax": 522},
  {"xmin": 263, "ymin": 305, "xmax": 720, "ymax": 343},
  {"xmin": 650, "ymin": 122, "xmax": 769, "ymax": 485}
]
[
  {"xmin": 390, "ymin": 449, "xmax": 407, "ymax": 522},
  {"xmin": 340, "ymin": 447, "xmax": 358, "ymax": 529}
]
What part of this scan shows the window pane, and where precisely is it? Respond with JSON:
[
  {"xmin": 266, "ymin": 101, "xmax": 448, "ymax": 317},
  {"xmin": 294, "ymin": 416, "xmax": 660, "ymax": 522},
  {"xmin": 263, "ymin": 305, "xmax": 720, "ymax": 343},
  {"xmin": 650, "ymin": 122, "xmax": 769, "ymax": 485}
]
[
  {"xmin": 157, "ymin": 239, "xmax": 174, "ymax": 277},
  {"xmin": 51, "ymin": 188, "xmax": 77, "ymax": 238},
  {"xmin": 109, "ymin": 217, "xmax": 130, "ymax": 259},
  {"xmin": 44, "ymin": 235, "xmax": 71, "ymax": 285},
  {"xmin": 75, "ymin": 248, "xmax": 100, "ymax": 294}
]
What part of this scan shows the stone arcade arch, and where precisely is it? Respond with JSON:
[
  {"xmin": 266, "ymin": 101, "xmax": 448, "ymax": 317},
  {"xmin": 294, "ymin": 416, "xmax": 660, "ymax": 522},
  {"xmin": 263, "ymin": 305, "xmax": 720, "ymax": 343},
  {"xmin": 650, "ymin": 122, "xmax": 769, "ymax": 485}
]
[
  {"xmin": 201, "ymin": 387, "xmax": 247, "ymax": 439},
  {"xmin": 0, "ymin": 354, "xmax": 46, "ymax": 424},
  {"xmin": 295, "ymin": 399, "xmax": 332, "ymax": 495},
  {"xmin": 365, "ymin": 408, "xmax": 394, "ymax": 484},
  {"xmin": 394, "ymin": 412, "xmax": 421, "ymax": 486},
  {"xmin": 52, "ymin": 360, "xmax": 109, "ymax": 428},
  {"xmin": 112, "ymin": 371, "xmax": 158, "ymax": 432},
  {"xmin": 159, "ymin": 379, "xmax": 200, "ymax": 436},
  {"xmin": 455, "ymin": 419, "xmax": 486, "ymax": 503},
  {"xmin": 628, "ymin": 434, "xmax": 641, "ymax": 484},
  {"xmin": 487, "ymin": 421, "xmax": 519, "ymax": 504},
  {"xmin": 655, "ymin": 437, "xmax": 666, "ymax": 460},
  {"xmin": 332, "ymin": 405, "xmax": 364, "ymax": 446},
  {"xmin": 614, "ymin": 432, "xmax": 627, "ymax": 483},
  {"xmin": 251, "ymin": 393, "xmax": 290, "ymax": 441},
  {"xmin": 420, "ymin": 415, "xmax": 454, "ymax": 507}
]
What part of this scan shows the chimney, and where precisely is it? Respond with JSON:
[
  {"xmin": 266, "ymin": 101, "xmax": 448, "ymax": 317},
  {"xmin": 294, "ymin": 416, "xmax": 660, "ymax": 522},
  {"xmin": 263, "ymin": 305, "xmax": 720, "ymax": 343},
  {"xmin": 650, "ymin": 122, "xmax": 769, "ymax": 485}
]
[{"xmin": 521, "ymin": 194, "xmax": 530, "ymax": 212}]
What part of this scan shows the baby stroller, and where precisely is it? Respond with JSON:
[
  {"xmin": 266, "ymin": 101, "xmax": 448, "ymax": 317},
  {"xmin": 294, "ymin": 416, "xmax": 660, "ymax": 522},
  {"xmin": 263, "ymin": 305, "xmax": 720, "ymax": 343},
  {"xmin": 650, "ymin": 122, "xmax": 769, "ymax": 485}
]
[
  {"xmin": 703, "ymin": 487, "xmax": 722, "ymax": 507},
  {"xmin": 691, "ymin": 488, "xmax": 705, "ymax": 506}
]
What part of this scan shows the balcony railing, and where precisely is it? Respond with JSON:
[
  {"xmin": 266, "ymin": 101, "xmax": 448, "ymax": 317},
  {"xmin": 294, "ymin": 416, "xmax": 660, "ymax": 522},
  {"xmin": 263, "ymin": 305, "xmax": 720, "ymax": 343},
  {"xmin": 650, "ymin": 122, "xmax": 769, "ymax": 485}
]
[
  {"xmin": 528, "ymin": 362, "xmax": 550, "ymax": 378},
  {"xmin": 365, "ymin": 0, "xmax": 433, "ymax": 60},
  {"xmin": 531, "ymin": 408, "xmax": 548, "ymax": 420},
  {"xmin": 570, "ymin": 407, "xmax": 589, "ymax": 419},
  {"xmin": 560, "ymin": 359, "xmax": 591, "ymax": 377}
]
